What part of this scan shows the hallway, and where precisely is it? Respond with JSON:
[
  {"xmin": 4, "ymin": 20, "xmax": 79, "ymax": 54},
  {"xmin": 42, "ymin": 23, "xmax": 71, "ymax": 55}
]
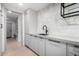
[{"xmin": 2, "ymin": 38, "xmax": 37, "ymax": 56}]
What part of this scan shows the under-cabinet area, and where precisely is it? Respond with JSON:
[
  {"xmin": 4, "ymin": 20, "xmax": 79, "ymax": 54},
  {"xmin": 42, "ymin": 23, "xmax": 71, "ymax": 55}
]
[{"xmin": 25, "ymin": 34, "xmax": 79, "ymax": 56}]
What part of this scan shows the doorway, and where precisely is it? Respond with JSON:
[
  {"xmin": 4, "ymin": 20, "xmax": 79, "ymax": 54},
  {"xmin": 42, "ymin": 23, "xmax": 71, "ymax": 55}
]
[
  {"xmin": 6, "ymin": 10, "xmax": 19, "ymax": 51},
  {"xmin": 7, "ymin": 22, "xmax": 12, "ymax": 38}
]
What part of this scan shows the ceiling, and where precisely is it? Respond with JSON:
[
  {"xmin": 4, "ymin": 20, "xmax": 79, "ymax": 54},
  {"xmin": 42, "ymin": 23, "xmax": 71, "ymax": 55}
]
[
  {"xmin": 3, "ymin": 3, "xmax": 50, "ymax": 13},
  {"xmin": 7, "ymin": 12, "xmax": 18, "ymax": 22},
  {"xmin": 4, "ymin": 3, "xmax": 50, "ymax": 22}
]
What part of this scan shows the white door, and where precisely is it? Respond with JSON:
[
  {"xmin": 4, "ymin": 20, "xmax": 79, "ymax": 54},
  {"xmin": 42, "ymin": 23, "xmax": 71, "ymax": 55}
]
[
  {"xmin": 7, "ymin": 23, "xmax": 12, "ymax": 38},
  {"xmin": 46, "ymin": 39, "xmax": 66, "ymax": 56}
]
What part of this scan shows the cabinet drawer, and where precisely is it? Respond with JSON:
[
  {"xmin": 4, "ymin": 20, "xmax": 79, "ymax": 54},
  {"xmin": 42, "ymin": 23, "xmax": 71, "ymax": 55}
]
[
  {"xmin": 46, "ymin": 39, "xmax": 66, "ymax": 56},
  {"xmin": 68, "ymin": 45, "xmax": 79, "ymax": 56}
]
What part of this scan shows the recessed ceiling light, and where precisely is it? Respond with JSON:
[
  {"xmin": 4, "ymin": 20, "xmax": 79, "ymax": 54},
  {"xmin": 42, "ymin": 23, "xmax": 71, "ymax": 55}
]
[{"xmin": 18, "ymin": 3, "xmax": 23, "ymax": 5}]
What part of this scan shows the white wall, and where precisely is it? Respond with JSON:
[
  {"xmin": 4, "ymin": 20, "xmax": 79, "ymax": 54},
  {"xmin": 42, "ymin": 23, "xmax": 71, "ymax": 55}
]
[
  {"xmin": 24, "ymin": 11, "xmax": 29, "ymax": 34},
  {"xmin": 0, "ymin": 3, "xmax": 2, "ymax": 52},
  {"xmin": 6, "ymin": 19, "xmax": 17, "ymax": 38},
  {"xmin": 1, "ymin": 5, "xmax": 7, "ymax": 52},
  {"xmin": 18, "ymin": 14, "xmax": 22, "ymax": 43},
  {"xmin": 24, "ymin": 9, "xmax": 38, "ymax": 34},
  {"xmin": 0, "ymin": 4, "xmax": 23, "ymax": 52},
  {"xmin": 37, "ymin": 3, "xmax": 79, "ymax": 38},
  {"xmin": 0, "ymin": 16, "xmax": 2, "ymax": 51}
]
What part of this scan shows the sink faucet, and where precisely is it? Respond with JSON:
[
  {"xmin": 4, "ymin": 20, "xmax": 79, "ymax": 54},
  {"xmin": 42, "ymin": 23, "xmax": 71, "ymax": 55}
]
[{"xmin": 43, "ymin": 25, "xmax": 48, "ymax": 34}]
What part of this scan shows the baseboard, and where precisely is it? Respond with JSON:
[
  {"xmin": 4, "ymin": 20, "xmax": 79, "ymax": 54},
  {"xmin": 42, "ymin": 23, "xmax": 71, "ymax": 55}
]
[{"xmin": 25, "ymin": 45, "xmax": 39, "ymax": 56}]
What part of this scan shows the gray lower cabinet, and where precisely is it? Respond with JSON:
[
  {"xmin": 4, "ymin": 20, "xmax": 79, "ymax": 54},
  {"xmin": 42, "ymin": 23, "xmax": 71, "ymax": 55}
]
[
  {"xmin": 25, "ymin": 35, "xmax": 45, "ymax": 55},
  {"xmin": 25, "ymin": 35, "xmax": 31, "ymax": 47},
  {"xmin": 25, "ymin": 35, "xmax": 67, "ymax": 56},
  {"xmin": 29, "ymin": 36, "xmax": 35, "ymax": 50},
  {"xmin": 37, "ymin": 37, "xmax": 45, "ymax": 56},
  {"xmin": 31, "ymin": 37, "xmax": 45, "ymax": 56},
  {"xmin": 32, "ymin": 37, "xmax": 39, "ymax": 54},
  {"xmin": 67, "ymin": 45, "xmax": 79, "ymax": 56},
  {"xmin": 46, "ymin": 39, "xmax": 66, "ymax": 56}
]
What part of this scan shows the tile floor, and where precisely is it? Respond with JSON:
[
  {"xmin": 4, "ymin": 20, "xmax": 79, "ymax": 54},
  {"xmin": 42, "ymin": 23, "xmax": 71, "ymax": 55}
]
[{"xmin": 2, "ymin": 38, "xmax": 37, "ymax": 56}]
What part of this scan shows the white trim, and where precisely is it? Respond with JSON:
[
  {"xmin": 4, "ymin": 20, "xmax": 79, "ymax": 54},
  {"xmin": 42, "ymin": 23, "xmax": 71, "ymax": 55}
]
[
  {"xmin": 17, "ymin": 13, "xmax": 25, "ymax": 46},
  {"xmin": 1, "ymin": 5, "xmax": 24, "ymax": 52},
  {"xmin": 2, "ymin": 6, "xmax": 6, "ymax": 52},
  {"xmin": 17, "ymin": 14, "xmax": 22, "ymax": 44},
  {"xmin": 22, "ymin": 13, "xmax": 25, "ymax": 46},
  {"xmin": 17, "ymin": 15, "xmax": 21, "ymax": 43}
]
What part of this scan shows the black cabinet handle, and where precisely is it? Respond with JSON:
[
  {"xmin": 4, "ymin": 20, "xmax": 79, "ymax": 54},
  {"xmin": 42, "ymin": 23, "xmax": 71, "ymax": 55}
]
[
  {"xmin": 74, "ymin": 45, "xmax": 79, "ymax": 48},
  {"xmin": 74, "ymin": 54, "xmax": 77, "ymax": 56},
  {"xmin": 48, "ymin": 39, "xmax": 60, "ymax": 43},
  {"xmin": 49, "ymin": 43, "xmax": 60, "ymax": 47},
  {"xmin": 39, "ymin": 37, "xmax": 43, "ymax": 39}
]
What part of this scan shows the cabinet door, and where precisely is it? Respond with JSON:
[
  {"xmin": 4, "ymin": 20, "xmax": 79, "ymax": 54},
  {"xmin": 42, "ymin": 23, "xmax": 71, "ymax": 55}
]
[
  {"xmin": 25, "ymin": 35, "xmax": 30, "ymax": 46},
  {"xmin": 38, "ymin": 38, "xmax": 45, "ymax": 56},
  {"xmin": 30, "ymin": 36, "xmax": 36, "ymax": 51},
  {"xmin": 33, "ymin": 37, "xmax": 39, "ymax": 54},
  {"xmin": 29, "ymin": 36, "xmax": 34, "ymax": 50},
  {"xmin": 46, "ymin": 39, "xmax": 66, "ymax": 56},
  {"xmin": 25, "ymin": 35, "xmax": 28, "ymax": 45}
]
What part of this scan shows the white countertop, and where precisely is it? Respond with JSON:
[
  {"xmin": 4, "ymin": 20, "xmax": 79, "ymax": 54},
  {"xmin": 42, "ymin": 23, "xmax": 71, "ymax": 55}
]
[
  {"xmin": 26, "ymin": 33, "xmax": 79, "ymax": 46},
  {"xmin": 47, "ymin": 34, "xmax": 79, "ymax": 43}
]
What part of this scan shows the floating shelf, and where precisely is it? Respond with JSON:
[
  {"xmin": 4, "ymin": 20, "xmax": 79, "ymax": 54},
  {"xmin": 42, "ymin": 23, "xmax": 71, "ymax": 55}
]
[
  {"xmin": 64, "ymin": 3, "xmax": 76, "ymax": 8},
  {"xmin": 61, "ymin": 3, "xmax": 79, "ymax": 18}
]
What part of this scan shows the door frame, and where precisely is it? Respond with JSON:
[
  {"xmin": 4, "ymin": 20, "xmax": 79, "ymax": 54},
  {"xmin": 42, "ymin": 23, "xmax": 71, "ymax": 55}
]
[
  {"xmin": 1, "ymin": 4, "xmax": 7, "ymax": 52},
  {"xmin": 2, "ymin": 8, "xmax": 25, "ymax": 52},
  {"xmin": 1, "ymin": 4, "xmax": 25, "ymax": 52}
]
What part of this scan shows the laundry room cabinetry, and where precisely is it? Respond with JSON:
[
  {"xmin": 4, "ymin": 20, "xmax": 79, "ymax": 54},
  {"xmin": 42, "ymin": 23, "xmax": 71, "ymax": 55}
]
[{"xmin": 46, "ymin": 39, "xmax": 66, "ymax": 56}]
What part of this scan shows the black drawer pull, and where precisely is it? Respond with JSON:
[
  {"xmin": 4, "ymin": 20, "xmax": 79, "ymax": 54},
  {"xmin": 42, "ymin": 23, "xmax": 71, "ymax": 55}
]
[
  {"xmin": 74, "ymin": 45, "xmax": 79, "ymax": 48},
  {"xmin": 74, "ymin": 54, "xmax": 77, "ymax": 56},
  {"xmin": 48, "ymin": 39, "xmax": 60, "ymax": 43},
  {"xmin": 39, "ymin": 37, "xmax": 43, "ymax": 39},
  {"xmin": 34, "ymin": 36, "xmax": 37, "ymax": 37},
  {"xmin": 49, "ymin": 43, "xmax": 60, "ymax": 47}
]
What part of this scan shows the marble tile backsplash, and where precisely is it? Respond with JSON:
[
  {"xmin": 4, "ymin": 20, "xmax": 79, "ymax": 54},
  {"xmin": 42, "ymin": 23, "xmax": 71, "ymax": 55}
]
[{"xmin": 37, "ymin": 3, "xmax": 79, "ymax": 38}]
